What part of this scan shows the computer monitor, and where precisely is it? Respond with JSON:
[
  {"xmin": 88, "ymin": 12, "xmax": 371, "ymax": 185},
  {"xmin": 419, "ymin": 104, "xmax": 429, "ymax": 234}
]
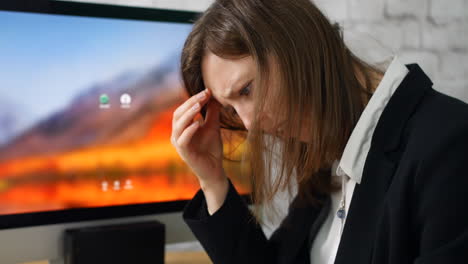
[{"xmin": 0, "ymin": 1, "xmax": 251, "ymax": 263}]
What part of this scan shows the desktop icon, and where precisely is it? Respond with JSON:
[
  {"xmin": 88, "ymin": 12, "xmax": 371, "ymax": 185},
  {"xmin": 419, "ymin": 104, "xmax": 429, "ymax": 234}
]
[
  {"xmin": 113, "ymin": 180, "xmax": 121, "ymax": 191},
  {"xmin": 101, "ymin": 181, "xmax": 109, "ymax": 192},
  {"xmin": 124, "ymin": 179, "xmax": 133, "ymax": 190},
  {"xmin": 120, "ymin": 93, "xmax": 132, "ymax": 108},
  {"xmin": 99, "ymin": 94, "xmax": 110, "ymax": 109}
]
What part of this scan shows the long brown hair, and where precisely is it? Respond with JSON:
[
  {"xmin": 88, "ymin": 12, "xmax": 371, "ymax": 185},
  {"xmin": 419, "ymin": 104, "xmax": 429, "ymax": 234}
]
[{"xmin": 181, "ymin": 0, "xmax": 381, "ymax": 224}]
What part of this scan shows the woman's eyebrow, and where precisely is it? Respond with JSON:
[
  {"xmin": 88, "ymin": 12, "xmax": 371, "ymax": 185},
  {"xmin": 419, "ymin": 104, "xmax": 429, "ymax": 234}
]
[
  {"xmin": 221, "ymin": 79, "xmax": 237, "ymax": 99},
  {"xmin": 209, "ymin": 74, "xmax": 251, "ymax": 108}
]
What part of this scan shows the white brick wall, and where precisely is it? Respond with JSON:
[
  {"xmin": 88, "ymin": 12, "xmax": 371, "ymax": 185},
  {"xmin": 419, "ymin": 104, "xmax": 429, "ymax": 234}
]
[
  {"xmin": 64, "ymin": 0, "xmax": 468, "ymax": 101},
  {"xmin": 430, "ymin": 0, "xmax": 465, "ymax": 23},
  {"xmin": 349, "ymin": 0, "xmax": 386, "ymax": 21},
  {"xmin": 386, "ymin": 0, "xmax": 428, "ymax": 18}
]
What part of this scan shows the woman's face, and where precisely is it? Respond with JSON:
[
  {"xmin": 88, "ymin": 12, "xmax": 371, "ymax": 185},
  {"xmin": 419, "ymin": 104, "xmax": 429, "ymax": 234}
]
[{"xmin": 201, "ymin": 51, "xmax": 282, "ymax": 135}]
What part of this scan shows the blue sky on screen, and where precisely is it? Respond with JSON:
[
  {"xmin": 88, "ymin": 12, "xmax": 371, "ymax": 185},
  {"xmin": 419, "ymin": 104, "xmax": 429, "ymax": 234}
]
[{"xmin": 0, "ymin": 10, "xmax": 192, "ymax": 123}]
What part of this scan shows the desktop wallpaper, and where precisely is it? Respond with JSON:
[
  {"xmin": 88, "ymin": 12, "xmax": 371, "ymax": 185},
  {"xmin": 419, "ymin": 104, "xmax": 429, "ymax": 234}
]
[{"xmin": 0, "ymin": 10, "xmax": 250, "ymax": 215}]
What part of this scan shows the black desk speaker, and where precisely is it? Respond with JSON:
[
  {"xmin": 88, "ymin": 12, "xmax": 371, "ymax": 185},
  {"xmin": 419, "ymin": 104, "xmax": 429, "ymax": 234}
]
[{"xmin": 64, "ymin": 220, "xmax": 165, "ymax": 264}]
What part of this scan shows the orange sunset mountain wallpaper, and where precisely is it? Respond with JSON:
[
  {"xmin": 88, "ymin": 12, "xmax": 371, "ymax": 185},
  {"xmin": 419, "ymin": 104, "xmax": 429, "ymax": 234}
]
[{"xmin": 0, "ymin": 20, "xmax": 250, "ymax": 215}]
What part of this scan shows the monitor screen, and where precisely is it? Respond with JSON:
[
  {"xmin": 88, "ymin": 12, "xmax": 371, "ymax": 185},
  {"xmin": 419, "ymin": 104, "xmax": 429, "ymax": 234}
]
[{"xmin": 0, "ymin": 4, "xmax": 250, "ymax": 222}]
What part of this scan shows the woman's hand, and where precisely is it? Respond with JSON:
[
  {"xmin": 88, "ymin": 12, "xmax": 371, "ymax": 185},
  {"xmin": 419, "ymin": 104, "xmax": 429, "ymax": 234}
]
[
  {"xmin": 172, "ymin": 89, "xmax": 229, "ymax": 215},
  {"xmin": 171, "ymin": 89, "xmax": 227, "ymax": 191}
]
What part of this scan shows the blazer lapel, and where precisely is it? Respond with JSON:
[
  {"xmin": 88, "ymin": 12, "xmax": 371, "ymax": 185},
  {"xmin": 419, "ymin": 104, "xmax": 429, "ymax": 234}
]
[{"xmin": 334, "ymin": 64, "xmax": 433, "ymax": 264}]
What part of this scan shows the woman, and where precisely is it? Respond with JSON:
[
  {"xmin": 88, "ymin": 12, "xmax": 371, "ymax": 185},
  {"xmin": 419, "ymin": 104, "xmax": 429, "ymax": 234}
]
[{"xmin": 171, "ymin": 0, "xmax": 468, "ymax": 263}]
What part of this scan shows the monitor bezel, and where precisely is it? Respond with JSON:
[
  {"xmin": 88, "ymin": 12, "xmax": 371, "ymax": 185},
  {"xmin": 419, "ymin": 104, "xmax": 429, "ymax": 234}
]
[{"xmin": 0, "ymin": 0, "xmax": 252, "ymax": 230}]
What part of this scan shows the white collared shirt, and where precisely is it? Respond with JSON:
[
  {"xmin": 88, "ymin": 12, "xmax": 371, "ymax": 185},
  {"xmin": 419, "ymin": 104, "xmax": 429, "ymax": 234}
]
[{"xmin": 309, "ymin": 55, "xmax": 410, "ymax": 264}]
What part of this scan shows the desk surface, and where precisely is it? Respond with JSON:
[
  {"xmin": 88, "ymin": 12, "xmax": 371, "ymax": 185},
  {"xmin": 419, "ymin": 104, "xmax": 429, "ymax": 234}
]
[
  {"xmin": 165, "ymin": 251, "xmax": 212, "ymax": 264},
  {"xmin": 23, "ymin": 251, "xmax": 212, "ymax": 264}
]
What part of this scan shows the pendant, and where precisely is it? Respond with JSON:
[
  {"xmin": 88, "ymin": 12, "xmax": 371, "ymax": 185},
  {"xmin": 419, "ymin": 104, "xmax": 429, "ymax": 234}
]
[{"xmin": 337, "ymin": 207, "xmax": 346, "ymax": 219}]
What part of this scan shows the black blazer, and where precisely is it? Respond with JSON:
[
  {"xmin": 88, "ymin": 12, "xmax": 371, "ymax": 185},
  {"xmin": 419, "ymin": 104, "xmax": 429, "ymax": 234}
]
[{"xmin": 182, "ymin": 64, "xmax": 468, "ymax": 264}]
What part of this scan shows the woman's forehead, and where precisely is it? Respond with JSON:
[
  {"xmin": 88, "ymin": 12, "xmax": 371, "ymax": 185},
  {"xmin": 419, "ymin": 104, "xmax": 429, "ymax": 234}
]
[{"xmin": 201, "ymin": 52, "xmax": 254, "ymax": 103}]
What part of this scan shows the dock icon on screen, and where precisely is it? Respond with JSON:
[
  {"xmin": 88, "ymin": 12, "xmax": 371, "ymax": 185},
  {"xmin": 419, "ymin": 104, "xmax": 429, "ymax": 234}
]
[
  {"xmin": 120, "ymin": 93, "xmax": 132, "ymax": 108},
  {"xmin": 99, "ymin": 94, "xmax": 110, "ymax": 109}
]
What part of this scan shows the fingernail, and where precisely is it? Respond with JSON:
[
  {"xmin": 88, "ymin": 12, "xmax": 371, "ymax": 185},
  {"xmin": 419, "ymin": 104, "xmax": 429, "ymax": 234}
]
[{"xmin": 198, "ymin": 90, "xmax": 206, "ymax": 100}]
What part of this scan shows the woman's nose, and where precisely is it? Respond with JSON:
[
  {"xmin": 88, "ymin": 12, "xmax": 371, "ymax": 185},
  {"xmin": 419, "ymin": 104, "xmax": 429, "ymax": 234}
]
[
  {"xmin": 235, "ymin": 109, "xmax": 252, "ymax": 131},
  {"xmin": 240, "ymin": 116, "xmax": 252, "ymax": 131}
]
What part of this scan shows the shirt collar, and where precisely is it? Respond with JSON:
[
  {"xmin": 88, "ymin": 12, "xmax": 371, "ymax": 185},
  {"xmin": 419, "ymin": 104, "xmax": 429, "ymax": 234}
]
[{"xmin": 333, "ymin": 55, "xmax": 409, "ymax": 183}]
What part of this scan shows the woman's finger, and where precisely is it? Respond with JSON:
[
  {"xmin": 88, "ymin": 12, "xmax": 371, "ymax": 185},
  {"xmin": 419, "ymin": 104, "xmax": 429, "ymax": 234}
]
[
  {"xmin": 172, "ymin": 93, "xmax": 210, "ymax": 140},
  {"xmin": 173, "ymin": 89, "xmax": 210, "ymax": 122},
  {"xmin": 176, "ymin": 120, "xmax": 201, "ymax": 148}
]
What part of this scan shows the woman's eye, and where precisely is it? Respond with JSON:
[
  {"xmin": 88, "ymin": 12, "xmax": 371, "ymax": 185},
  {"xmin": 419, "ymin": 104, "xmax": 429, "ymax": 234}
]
[{"xmin": 239, "ymin": 82, "xmax": 252, "ymax": 96}]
